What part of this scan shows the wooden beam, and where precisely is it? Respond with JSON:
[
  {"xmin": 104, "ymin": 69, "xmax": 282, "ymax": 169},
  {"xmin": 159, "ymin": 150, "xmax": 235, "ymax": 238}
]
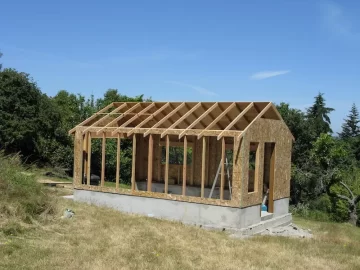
[
  {"xmin": 179, "ymin": 102, "xmax": 218, "ymax": 139},
  {"xmin": 101, "ymin": 132, "xmax": 106, "ymax": 186},
  {"xmin": 86, "ymin": 133, "xmax": 92, "ymax": 185},
  {"xmin": 198, "ymin": 103, "xmax": 236, "ymax": 139},
  {"xmin": 116, "ymin": 103, "xmax": 155, "ymax": 130},
  {"xmin": 116, "ymin": 133, "xmax": 121, "ymax": 189},
  {"xmin": 83, "ymin": 103, "xmax": 128, "ymax": 133},
  {"xmin": 127, "ymin": 103, "xmax": 170, "ymax": 136},
  {"xmin": 237, "ymin": 102, "xmax": 272, "ymax": 139},
  {"xmin": 182, "ymin": 136, "xmax": 187, "ymax": 196},
  {"xmin": 144, "ymin": 102, "xmax": 186, "ymax": 137},
  {"xmin": 83, "ymin": 132, "xmax": 88, "ymax": 180},
  {"xmin": 108, "ymin": 103, "xmax": 142, "ymax": 135},
  {"xmin": 220, "ymin": 137, "xmax": 225, "ymax": 200},
  {"xmin": 161, "ymin": 102, "xmax": 202, "ymax": 138},
  {"xmin": 131, "ymin": 134, "xmax": 137, "ymax": 191},
  {"xmin": 165, "ymin": 135, "xmax": 170, "ymax": 194},
  {"xmin": 191, "ymin": 140, "xmax": 195, "ymax": 186},
  {"xmin": 217, "ymin": 102, "xmax": 254, "ymax": 140},
  {"xmin": 69, "ymin": 103, "xmax": 115, "ymax": 134},
  {"xmin": 268, "ymin": 144, "xmax": 275, "ymax": 213},
  {"xmin": 201, "ymin": 137, "xmax": 206, "ymax": 198},
  {"xmin": 147, "ymin": 134, "xmax": 153, "ymax": 192}
]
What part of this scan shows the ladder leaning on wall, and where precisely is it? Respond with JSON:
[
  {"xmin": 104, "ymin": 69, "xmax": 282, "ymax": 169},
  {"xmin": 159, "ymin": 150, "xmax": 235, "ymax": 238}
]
[{"xmin": 208, "ymin": 157, "xmax": 232, "ymax": 199}]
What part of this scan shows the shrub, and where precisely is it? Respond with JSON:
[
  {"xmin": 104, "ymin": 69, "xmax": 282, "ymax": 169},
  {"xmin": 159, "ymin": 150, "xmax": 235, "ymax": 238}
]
[{"xmin": 0, "ymin": 153, "xmax": 55, "ymax": 233}]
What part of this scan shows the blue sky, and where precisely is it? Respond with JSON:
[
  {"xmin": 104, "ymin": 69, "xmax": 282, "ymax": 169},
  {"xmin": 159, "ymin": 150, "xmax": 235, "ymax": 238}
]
[{"xmin": 1, "ymin": 0, "xmax": 360, "ymax": 132}]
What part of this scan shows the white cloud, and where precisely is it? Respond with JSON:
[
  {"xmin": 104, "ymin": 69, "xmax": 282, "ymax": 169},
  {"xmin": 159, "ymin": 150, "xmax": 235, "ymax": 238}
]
[
  {"xmin": 165, "ymin": 81, "xmax": 217, "ymax": 96},
  {"xmin": 321, "ymin": 1, "xmax": 359, "ymax": 39},
  {"xmin": 250, "ymin": 70, "xmax": 290, "ymax": 80}
]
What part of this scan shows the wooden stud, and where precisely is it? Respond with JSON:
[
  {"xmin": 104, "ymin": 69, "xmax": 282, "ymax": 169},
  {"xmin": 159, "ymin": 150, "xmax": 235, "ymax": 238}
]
[
  {"xmin": 161, "ymin": 102, "xmax": 202, "ymax": 138},
  {"xmin": 144, "ymin": 103, "xmax": 186, "ymax": 137},
  {"xmin": 220, "ymin": 137, "xmax": 225, "ymax": 200},
  {"xmin": 101, "ymin": 132, "xmax": 106, "ymax": 186},
  {"xmin": 165, "ymin": 135, "xmax": 170, "ymax": 194},
  {"xmin": 198, "ymin": 103, "xmax": 236, "ymax": 139},
  {"xmin": 268, "ymin": 144, "xmax": 275, "ymax": 213},
  {"xmin": 217, "ymin": 102, "xmax": 254, "ymax": 140},
  {"xmin": 83, "ymin": 132, "xmax": 88, "ymax": 181},
  {"xmin": 191, "ymin": 141, "xmax": 195, "ymax": 186},
  {"xmin": 147, "ymin": 134, "xmax": 153, "ymax": 192},
  {"xmin": 131, "ymin": 134, "xmax": 137, "ymax": 191},
  {"xmin": 179, "ymin": 102, "xmax": 219, "ymax": 139},
  {"xmin": 116, "ymin": 133, "xmax": 121, "ymax": 189},
  {"xmin": 86, "ymin": 132, "xmax": 92, "ymax": 185},
  {"xmin": 201, "ymin": 137, "xmax": 206, "ymax": 198},
  {"xmin": 182, "ymin": 136, "xmax": 187, "ymax": 196}
]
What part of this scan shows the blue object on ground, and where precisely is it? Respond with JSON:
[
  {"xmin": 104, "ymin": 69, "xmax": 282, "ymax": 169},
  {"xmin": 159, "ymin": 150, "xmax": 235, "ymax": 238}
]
[{"xmin": 261, "ymin": 204, "xmax": 267, "ymax": 211}]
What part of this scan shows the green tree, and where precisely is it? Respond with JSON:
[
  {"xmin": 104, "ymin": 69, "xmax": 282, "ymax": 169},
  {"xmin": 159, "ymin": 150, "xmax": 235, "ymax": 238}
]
[
  {"xmin": 338, "ymin": 103, "xmax": 360, "ymax": 139},
  {"xmin": 306, "ymin": 93, "xmax": 334, "ymax": 137},
  {"xmin": 311, "ymin": 134, "xmax": 359, "ymax": 225},
  {"xmin": 0, "ymin": 51, "xmax": 3, "ymax": 70},
  {"xmin": 0, "ymin": 68, "xmax": 43, "ymax": 158}
]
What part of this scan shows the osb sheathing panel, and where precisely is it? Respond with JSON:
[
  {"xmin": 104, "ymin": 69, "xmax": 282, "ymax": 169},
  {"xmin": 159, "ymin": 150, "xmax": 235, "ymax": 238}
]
[
  {"xmin": 74, "ymin": 184, "xmax": 239, "ymax": 207},
  {"xmin": 239, "ymin": 118, "xmax": 292, "ymax": 208}
]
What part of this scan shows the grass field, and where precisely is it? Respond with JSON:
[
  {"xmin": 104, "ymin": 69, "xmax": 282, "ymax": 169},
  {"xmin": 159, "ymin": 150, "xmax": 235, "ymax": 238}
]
[{"xmin": 1, "ymin": 193, "xmax": 359, "ymax": 270}]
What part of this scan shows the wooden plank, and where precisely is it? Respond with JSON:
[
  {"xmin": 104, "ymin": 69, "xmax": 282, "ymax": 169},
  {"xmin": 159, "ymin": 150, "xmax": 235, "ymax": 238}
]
[
  {"xmin": 217, "ymin": 102, "xmax": 254, "ymax": 140},
  {"xmin": 69, "ymin": 103, "xmax": 115, "ymax": 134},
  {"xmin": 116, "ymin": 103, "xmax": 155, "ymax": 129},
  {"xmin": 220, "ymin": 137, "xmax": 225, "ymax": 200},
  {"xmin": 161, "ymin": 102, "xmax": 202, "ymax": 138},
  {"xmin": 127, "ymin": 102, "xmax": 170, "ymax": 136},
  {"xmin": 84, "ymin": 103, "xmax": 128, "ymax": 133},
  {"xmin": 116, "ymin": 133, "xmax": 121, "ymax": 189},
  {"xmin": 182, "ymin": 136, "xmax": 187, "ymax": 196},
  {"xmin": 165, "ymin": 135, "xmax": 170, "ymax": 194},
  {"xmin": 101, "ymin": 132, "xmax": 106, "ymax": 186},
  {"xmin": 86, "ymin": 133, "xmax": 92, "ymax": 185},
  {"xmin": 198, "ymin": 102, "xmax": 236, "ymax": 139},
  {"xmin": 179, "ymin": 102, "xmax": 218, "ymax": 139},
  {"xmin": 144, "ymin": 103, "xmax": 186, "ymax": 137},
  {"xmin": 147, "ymin": 134, "xmax": 153, "ymax": 192},
  {"xmin": 237, "ymin": 102, "xmax": 273, "ymax": 140},
  {"xmin": 131, "ymin": 134, "xmax": 137, "ymax": 191},
  {"xmin": 201, "ymin": 137, "xmax": 206, "ymax": 198}
]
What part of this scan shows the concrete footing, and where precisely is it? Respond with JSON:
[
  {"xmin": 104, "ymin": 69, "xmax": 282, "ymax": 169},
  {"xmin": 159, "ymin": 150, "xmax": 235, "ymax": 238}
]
[{"xmin": 73, "ymin": 189, "xmax": 291, "ymax": 233}]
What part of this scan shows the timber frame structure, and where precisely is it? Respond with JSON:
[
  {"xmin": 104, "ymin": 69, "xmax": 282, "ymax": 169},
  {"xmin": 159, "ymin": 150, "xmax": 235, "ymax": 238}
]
[{"xmin": 70, "ymin": 101, "xmax": 293, "ymax": 213}]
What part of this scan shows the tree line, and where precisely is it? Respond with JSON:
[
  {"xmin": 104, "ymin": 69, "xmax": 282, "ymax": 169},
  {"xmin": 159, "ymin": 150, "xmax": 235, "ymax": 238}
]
[{"xmin": 0, "ymin": 51, "xmax": 359, "ymax": 225}]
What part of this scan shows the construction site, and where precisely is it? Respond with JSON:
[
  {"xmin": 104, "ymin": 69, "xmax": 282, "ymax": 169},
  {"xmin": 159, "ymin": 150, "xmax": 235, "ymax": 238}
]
[{"xmin": 70, "ymin": 101, "xmax": 294, "ymax": 232}]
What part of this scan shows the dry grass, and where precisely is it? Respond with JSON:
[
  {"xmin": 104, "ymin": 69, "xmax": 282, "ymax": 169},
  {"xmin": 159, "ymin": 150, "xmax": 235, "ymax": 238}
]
[{"xmin": 1, "ymin": 198, "xmax": 359, "ymax": 270}]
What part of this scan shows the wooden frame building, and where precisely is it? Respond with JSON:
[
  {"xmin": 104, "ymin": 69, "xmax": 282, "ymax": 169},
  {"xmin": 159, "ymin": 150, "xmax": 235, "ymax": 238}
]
[{"xmin": 70, "ymin": 101, "xmax": 294, "ymax": 230}]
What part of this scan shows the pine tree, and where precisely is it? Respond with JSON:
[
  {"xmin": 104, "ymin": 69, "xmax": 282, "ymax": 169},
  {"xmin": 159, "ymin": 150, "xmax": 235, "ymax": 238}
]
[
  {"xmin": 306, "ymin": 93, "xmax": 335, "ymax": 137},
  {"xmin": 338, "ymin": 103, "xmax": 360, "ymax": 139}
]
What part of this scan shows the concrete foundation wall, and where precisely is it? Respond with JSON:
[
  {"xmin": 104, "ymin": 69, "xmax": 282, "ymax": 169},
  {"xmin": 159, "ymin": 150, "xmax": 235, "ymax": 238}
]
[
  {"xmin": 74, "ymin": 189, "xmax": 261, "ymax": 230},
  {"xmin": 273, "ymin": 197, "xmax": 289, "ymax": 217}
]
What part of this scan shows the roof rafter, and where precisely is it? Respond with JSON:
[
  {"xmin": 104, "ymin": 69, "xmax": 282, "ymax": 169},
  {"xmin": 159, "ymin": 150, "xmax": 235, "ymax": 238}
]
[
  {"xmin": 68, "ymin": 103, "xmax": 115, "ymax": 134},
  {"xmin": 237, "ymin": 102, "xmax": 272, "ymax": 139},
  {"xmin": 178, "ymin": 102, "xmax": 218, "ymax": 139},
  {"xmin": 161, "ymin": 102, "xmax": 202, "ymax": 138},
  {"xmin": 127, "ymin": 102, "xmax": 170, "ymax": 136},
  {"xmin": 197, "ymin": 102, "xmax": 236, "ymax": 139},
  {"xmin": 114, "ymin": 103, "xmax": 155, "ymax": 130},
  {"xmin": 143, "ymin": 102, "xmax": 186, "ymax": 137},
  {"xmin": 217, "ymin": 102, "xmax": 254, "ymax": 140},
  {"xmin": 168, "ymin": 103, "xmax": 191, "ymax": 128},
  {"xmin": 83, "ymin": 103, "xmax": 128, "ymax": 134},
  {"xmin": 96, "ymin": 103, "xmax": 141, "ymax": 135}
]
